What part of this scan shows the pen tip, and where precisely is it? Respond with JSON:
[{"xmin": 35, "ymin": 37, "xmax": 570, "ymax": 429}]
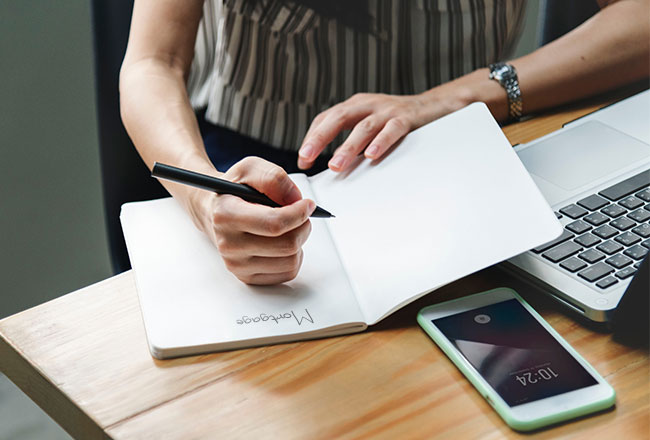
[{"xmin": 312, "ymin": 206, "xmax": 335, "ymax": 218}]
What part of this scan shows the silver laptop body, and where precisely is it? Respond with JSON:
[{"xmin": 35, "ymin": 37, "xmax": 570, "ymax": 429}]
[{"xmin": 506, "ymin": 90, "xmax": 650, "ymax": 322}]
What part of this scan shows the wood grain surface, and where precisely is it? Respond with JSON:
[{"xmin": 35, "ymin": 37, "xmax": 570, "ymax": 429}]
[{"xmin": 1, "ymin": 91, "xmax": 648, "ymax": 439}]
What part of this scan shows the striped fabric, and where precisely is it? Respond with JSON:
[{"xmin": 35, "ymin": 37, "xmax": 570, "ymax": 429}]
[{"xmin": 187, "ymin": 0, "xmax": 527, "ymax": 152}]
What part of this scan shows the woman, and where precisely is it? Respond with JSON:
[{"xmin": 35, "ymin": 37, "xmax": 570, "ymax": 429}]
[{"xmin": 120, "ymin": 0, "xmax": 649, "ymax": 285}]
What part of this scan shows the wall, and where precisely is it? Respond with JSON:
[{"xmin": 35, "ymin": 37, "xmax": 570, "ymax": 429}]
[
  {"xmin": 0, "ymin": 1, "xmax": 112, "ymax": 319},
  {"xmin": 1, "ymin": 1, "xmax": 110, "ymax": 439}
]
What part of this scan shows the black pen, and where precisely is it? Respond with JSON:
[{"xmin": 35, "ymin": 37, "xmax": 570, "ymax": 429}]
[{"xmin": 152, "ymin": 162, "xmax": 334, "ymax": 218}]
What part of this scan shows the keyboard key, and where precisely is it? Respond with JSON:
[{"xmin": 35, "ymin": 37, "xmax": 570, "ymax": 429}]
[
  {"xmin": 596, "ymin": 276, "xmax": 618, "ymax": 289},
  {"xmin": 542, "ymin": 241, "xmax": 583, "ymax": 263},
  {"xmin": 624, "ymin": 244, "xmax": 648, "ymax": 260},
  {"xmin": 619, "ymin": 196, "xmax": 645, "ymax": 210},
  {"xmin": 574, "ymin": 233, "xmax": 601, "ymax": 248},
  {"xmin": 642, "ymin": 238, "xmax": 650, "ymax": 249},
  {"xmin": 635, "ymin": 261, "xmax": 642, "ymax": 269},
  {"xmin": 628, "ymin": 209, "xmax": 650, "ymax": 223},
  {"xmin": 616, "ymin": 266, "xmax": 637, "ymax": 279},
  {"xmin": 555, "ymin": 211, "xmax": 563, "ymax": 219},
  {"xmin": 632, "ymin": 223, "xmax": 650, "ymax": 238},
  {"xmin": 593, "ymin": 224, "xmax": 618, "ymax": 239},
  {"xmin": 532, "ymin": 229, "xmax": 575, "ymax": 253},
  {"xmin": 560, "ymin": 257, "xmax": 588, "ymax": 273},
  {"xmin": 597, "ymin": 240, "xmax": 624, "ymax": 255},
  {"xmin": 560, "ymin": 204, "xmax": 588, "ymax": 219},
  {"xmin": 578, "ymin": 262, "xmax": 615, "ymax": 282},
  {"xmin": 645, "ymin": 203, "xmax": 650, "ymax": 212},
  {"xmin": 610, "ymin": 217, "xmax": 636, "ymax": 231},
  {"xmin": 615, "ymin": 231, "xmax": 642, "ymax": 246},
  {"xmin": 605, "ymin": 253, "xmax": 634, "ymax": 269},
  {"xmin": 577, "ymin": 194, "xmax": 609, "ymax": 211},
  {"xmin": 599, "ymin": 170, "xmax": 650, "ymax": 201},
  {"xmin": 636, "ymin": 188, "xmax": 650, "ymax": 202},
  {"xmin": 584, "ymin": 212, "xmax": 610, "ymax": 226},
  {"xmin": 601, "ymin": 204, "xmax": 627, "ymax": 218},
  {"xmin": 579, "ymin": 249, "xmax": 606, "ymax": 263},
  {"xmin": 566, "ymin": 220, "xmax": 592, "ymax": 234}
]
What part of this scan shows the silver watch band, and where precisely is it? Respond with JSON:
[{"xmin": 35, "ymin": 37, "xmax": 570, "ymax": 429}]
[{"xmin": 488, "ymin": 62, "xmax": 522, "ymax": 122}]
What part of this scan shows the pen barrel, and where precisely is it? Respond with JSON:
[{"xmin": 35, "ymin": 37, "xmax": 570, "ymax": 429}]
[
  {"xmin": 152, "ymin": 163, "xmax": 333, "ymax": 217},
  {"xmin": 152, "ymin": 163, "xmax": 280, "ymax": 207}
]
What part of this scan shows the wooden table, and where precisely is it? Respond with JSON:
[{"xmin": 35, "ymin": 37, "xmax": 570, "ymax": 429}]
[{"xmin": 2, "ymin": 93, "xmax": 649, "ymax": 439}]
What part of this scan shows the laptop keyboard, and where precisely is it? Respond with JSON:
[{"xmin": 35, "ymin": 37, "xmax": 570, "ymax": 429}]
[{"xmin": 532, "ymin": 170, "xmax": 650, "ymax": 291}]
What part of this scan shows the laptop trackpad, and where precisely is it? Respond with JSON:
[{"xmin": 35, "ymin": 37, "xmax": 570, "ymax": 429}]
[{"xmin": 517, "ymin": 121, "xmax": 650, "ymax": 193}]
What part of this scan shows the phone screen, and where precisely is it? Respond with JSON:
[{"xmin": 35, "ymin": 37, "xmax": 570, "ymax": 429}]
[{"xmin": 432, "ymin": 299, "xmax": 598, "ymax": 406}]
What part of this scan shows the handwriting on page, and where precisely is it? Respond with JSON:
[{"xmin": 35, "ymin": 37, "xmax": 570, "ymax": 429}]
[{"xmin": 236, "ymin": 309, "xmax": 314, "ymax": 326}]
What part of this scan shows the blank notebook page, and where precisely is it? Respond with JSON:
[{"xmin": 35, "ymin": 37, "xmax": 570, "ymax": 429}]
[{"xmin": 310, "ymin": 103, "xmax": 561, "ymax": 324}]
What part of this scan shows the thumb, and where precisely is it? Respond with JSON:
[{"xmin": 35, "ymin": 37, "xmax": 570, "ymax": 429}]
[{"xmin": 226, "ymin": 157, "xmax": 302, "ymax": 206}]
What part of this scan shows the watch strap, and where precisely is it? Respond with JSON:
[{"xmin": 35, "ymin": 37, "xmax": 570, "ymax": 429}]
[{"xmin": 489, "ymin": 63, "xmax": 522, "ymax": 122}]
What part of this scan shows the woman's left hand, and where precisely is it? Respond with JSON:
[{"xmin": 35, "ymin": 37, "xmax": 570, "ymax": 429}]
[
  {"xmin": 296, "ymin": 70, "xmax": 503, "ymax": 172},
  {"xmin": 297, "ymin": 93, "xmax": 435, "ymax": 172},
  {"xmin": 298, "ymin": 93, "xmax": 427, "ymax": 171}
]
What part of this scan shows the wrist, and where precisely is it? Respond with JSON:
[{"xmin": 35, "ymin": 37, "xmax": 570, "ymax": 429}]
[
  {"xmin": 457, "ymin": 68, "xmax": 513, "ymax": 122},
  {"xmin": 161, "ymin": 159, "xmax": 222, "ymax": 233},
  {"xmin": 417, "ymin": 68, "xmax": 511, "ymax": 123},
  {"xmin": 185, "ymin": 186, "xmax": 217, "ymax": 235}
]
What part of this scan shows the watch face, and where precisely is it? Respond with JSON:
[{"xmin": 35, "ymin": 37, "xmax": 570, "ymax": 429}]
[{"xmin": 496, "ymin": 65, "xmax": 514, "ymax": 80}]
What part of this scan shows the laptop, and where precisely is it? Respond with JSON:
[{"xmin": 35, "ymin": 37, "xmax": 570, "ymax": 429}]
[{"xmin": 505, "ymin": 89, "xmax": 650, "ymax": 322}]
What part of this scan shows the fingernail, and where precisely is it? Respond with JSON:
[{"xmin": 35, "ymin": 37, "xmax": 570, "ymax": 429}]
[
  {"xmin": 366, "ymin": 144, "xmax": 379, "ymax": 158},
  {"xmin": 299, "ymin": 143, "xmax": 316, "ymax": 160},
  {"xmin": 307, "ymin": 199, "xmax": 316, "ymax": 214},
  {"xmin": 297, "ymin": 158, "xmax": 310, "ymax": 170},
  {"xmin": 329, "ymin": 155, "xmax": 346, "ymax": 170}
]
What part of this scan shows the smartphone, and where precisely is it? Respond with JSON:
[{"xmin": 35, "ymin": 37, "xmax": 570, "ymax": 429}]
[{"xmin": 417, "ymin": 287, "xmax": 615, "ymax": 431}]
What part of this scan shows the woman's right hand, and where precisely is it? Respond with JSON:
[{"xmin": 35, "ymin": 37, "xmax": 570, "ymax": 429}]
[{"xmin": 189, "ymin": 157, "xmax": 316, "ymax": 285}]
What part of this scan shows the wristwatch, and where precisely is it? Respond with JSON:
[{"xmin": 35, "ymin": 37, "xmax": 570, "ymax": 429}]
[{"xmin": 488, "ymin": 62, "xmax": 522, "ymax": 122}]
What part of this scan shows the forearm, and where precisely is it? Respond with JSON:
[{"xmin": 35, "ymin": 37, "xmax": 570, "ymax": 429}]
[
  {"xmin": 120, "ymin": 0, "xmax": 213, "ymax": 217},
  {"xmin": 420, "ymin": 0, "xmax": 650, "ymax": 122},
  {"xmin": 120, "ymin": 59, "xmax": 218, "ymax": 210},
  {"xmin": 515, "ymin": 0, "xmax": 649, "ymax": 113}
]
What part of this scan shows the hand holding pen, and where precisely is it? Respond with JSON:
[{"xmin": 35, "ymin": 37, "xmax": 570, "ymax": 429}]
[
  {"xmin": 152, "ymin": 158, "xmax": 332, "ymax": 285},
  {"xmin": 152, "ymin": 162, "xmax": 333, "ymax": 218}
]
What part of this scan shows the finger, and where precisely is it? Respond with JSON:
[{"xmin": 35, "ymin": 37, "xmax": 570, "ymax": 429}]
[
  {"xmin": 215, "ymin": 220, "xmax": 312, "ymax": 258},
  {"xmin": 214, "ymin": 195, "xmax": 316, "ymax": 237},
  {"xmin": 246, "ymin": 220, "xmax": 311, "ymax": 257},
  {"xmin": 300, "ymin": 111, "xmax": 327, "ymax": 146},
  {"xmin": 298, "ymin": 107, "xmax": 369, "ymax": 169},
  {"xmin": 232, "ymin": 251, "xmax": 304, "ymax": 278},
  {"xmin": 298, "ymin": 111, "xmax": 336, "ymax": 166},
  {"xmin": 241, "ymin": 268, "xmax": 302, "ymax": 285},
  {"xmin": 364, "ymin": 117, "xmax": 410, "ymax": 160},
  {"xmin": 328, "ymin": 116, "xmax": 383, "ymax": 171},
  {"xmin": 236, "ymin": 252, "xmax": 304, "ymax": 285},
  {"xmin": 226, "ymin": 157, "xmax": 302, "ymax": 205}
]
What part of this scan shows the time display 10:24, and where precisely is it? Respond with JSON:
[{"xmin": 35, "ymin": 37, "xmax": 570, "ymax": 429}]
[{"xmin": 515, "ymin": 366, "xmax": 559, "ymax": 386}]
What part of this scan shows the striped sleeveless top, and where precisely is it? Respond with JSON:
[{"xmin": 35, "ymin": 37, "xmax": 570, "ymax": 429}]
[{"xmin": 188, "ymin": 0, "xmax": 527, "ymax": 152}]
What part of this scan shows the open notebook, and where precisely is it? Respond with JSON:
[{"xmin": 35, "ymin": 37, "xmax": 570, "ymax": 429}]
[{"xmin": 121, "ymin": 103, "xmax": 562, "ymax": 358}]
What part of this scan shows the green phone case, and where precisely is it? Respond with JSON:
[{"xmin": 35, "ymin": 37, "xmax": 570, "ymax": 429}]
[{"xmin": 417, "ymin": 287, "xmax": 616, "ymax": 431}]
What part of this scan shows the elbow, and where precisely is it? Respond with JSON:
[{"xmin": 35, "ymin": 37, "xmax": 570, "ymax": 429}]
[
  {"xmin": 118, "ymin": 60, "xmax": 149, "ymax": 136},
  {"xmin": 118, "ymin": 63, "xmax": 135, "ymax": 132}
]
